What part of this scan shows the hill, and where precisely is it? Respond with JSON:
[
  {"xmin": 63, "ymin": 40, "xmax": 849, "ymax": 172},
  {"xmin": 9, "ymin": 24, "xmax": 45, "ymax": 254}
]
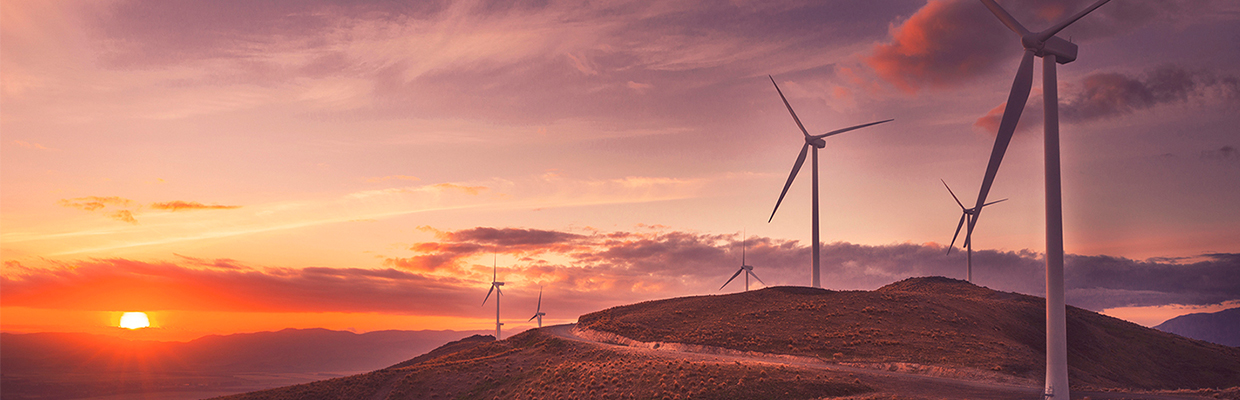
[
  {"xmin": 578, "ymin": 277, "xmax": 1240, "ymax": 391},
  {"xmin": 1154, "ymin": 307, "xmax": 1240, "ymax": 347},
  {"xmin": 0, "ymin": 328, "xmax": 486, "ymax": 400},
  {"xmin": 216, "ymin": 277, "xmax": 1240, "ymax": 399}
]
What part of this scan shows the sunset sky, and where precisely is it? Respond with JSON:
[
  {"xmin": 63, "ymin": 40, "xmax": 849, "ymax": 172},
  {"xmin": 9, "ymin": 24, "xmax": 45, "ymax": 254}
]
[{"xmin": 3, "ymin": 0, "xmax": 1238, "ymax": 342}]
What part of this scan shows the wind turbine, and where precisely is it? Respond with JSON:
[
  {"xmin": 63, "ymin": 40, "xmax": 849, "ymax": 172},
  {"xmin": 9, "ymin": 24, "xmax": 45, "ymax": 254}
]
[
  {"xmin": 942, "ymin": 179, "xmax": 1007, "ymax": 282},
  {"xmin": 528, "ymin": 286, "xmax": 546, "ymax": 328},
  {"xmin": 720, "ymin": 232, "xmax": 765, "ymax": 292},
  {"xmin": 481, "ymin": 255, "xmax": 504, "ymax": 339},
  {"xmin": 767, "ymin": 75, "xmax": 893, "ymax": 288},
  {"xmin": 969, "ymin": 1, "xmax": 1111, "ymax": 397}
]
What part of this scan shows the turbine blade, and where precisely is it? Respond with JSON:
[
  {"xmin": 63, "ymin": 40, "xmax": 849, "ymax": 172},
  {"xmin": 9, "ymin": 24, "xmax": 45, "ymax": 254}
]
[
  {"xmin": 812, "ymin": 119, "xmax": 894, "ymax": 139},
  {"xmin": 482, "ymin": 285, "xmax": 495, "ymax": 306},
  {"xmin": 982, "ymin": 198, "xmax": 1009, "ymax": 207},
  {"xmin": 948, "ymin": 213, "xmax": 966, "ymax": 255},
  {"xmin": 749, "ymin": 270, "xmax": 766, "ymax": 285},
  {"xmin": 536, "ymin": 288, "xmax": 542, "ymax": 312},
  {"xmin": 769, "ymin": 143, "xmax": 809, "ymax": 222},
  {"xmin": 1036, "ymin": 0, "xmax": 1112, "ymax": 43},
  {"xmin": 720, "ymin": 268, "xmax": 744, "ymax": 290},
  {"xmin": 529, "ymin": 314, "xmax": 538, "ymax": 322},
  {"xmin": 980, "ymin": 0, "xmax": 1031, "ymax": 37},
  {"xmin": 770, "ymin": 75, "xmax": 811, "ymax": 138},
  {"xmin": 942, "ymin": 179, "xmax": 965, "ymax": 210},
  {"xmin": 968, "ymin": 50, "xmax": 1034, "ymax": 237}
]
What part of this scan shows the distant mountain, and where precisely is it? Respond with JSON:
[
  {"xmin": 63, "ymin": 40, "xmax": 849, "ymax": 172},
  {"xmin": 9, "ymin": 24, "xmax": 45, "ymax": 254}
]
[
  {"xmin": 0, "ymin": 328, "xmax": 488, "ymax": 400},
  {"xmin": 220, "ymin": 277, "xmax": 1240, "ymax": 400},
  {"xmin": 1155, "ymin": 307, "xmax": 1240, "ymax": 347}
]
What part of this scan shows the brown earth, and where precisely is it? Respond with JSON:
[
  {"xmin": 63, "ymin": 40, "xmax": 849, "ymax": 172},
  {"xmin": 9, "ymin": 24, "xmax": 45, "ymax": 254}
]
[
  {"xmin": 215, "ymin": 277, "xmax": 1240, "ymax": 400},
  {"xmin": 578, "ymin": 277, "xmax": 1240, "ymax": 391}
]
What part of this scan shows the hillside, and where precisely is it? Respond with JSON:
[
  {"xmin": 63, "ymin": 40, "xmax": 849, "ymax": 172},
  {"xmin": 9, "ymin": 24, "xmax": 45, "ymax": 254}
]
[
  {"xmin": 215, "ymin": 277, "xmax": 1240, "ymax": 400},
  {"xmin": 218, "ymin": 328, "xmax": 874, "ymax": 400},
  {"xmin": 578, "ymin": 277, "xmax": 1240, "ymax": 391},
  {"xmin": 1155, "ymin": 307, "xmax": 1240, "ymax": 347}
]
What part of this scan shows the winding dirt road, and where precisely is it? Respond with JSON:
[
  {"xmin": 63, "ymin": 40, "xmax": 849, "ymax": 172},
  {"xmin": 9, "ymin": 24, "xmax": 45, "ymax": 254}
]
[{"xmin": 543, "ymin": 324, "xmax": 1210, "ymax": 400}]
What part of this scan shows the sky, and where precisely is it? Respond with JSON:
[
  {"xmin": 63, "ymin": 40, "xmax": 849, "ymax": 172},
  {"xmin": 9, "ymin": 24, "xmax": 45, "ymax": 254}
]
[{"xmin": 2, "ymin": 0, "xmax": 1239, "ymax": 342}]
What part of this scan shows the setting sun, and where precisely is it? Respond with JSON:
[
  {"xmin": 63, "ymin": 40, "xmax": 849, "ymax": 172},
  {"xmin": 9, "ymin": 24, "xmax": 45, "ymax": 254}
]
[{"xmin": 118, "ymin": 312, "xmax": 150, "ymax": 329}]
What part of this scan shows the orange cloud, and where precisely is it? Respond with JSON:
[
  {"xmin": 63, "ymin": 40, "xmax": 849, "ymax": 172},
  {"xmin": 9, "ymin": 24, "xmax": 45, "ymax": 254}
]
[
  {"xmin": 866, "ymin": 0, "xmax": 1009, "ymax": 94},
  {"xmin": 430, "ymin": 183, "xmax": 486, "ymax": 195},
  {"xmin": 58, "ymin": 196, "xmax": 135, "ymax": 212},
  {"xmin": 149, "ymin": 201, "xmax": 242, "ymax": 211}
]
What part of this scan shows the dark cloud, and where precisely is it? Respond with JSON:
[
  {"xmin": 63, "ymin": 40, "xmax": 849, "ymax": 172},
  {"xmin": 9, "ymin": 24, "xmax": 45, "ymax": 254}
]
[
  {"xmin": 1201, "ymin": 145, "xmax": 1239, "ymax": 163},
  {"xmin": 973, "ymin": 65, "xmax": 1240, "ymax": 133}
]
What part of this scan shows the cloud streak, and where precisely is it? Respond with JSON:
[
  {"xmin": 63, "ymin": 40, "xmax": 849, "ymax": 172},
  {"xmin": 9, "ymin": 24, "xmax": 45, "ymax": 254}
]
[{"xmin": 150, "ymin": 201, "xmax": 242, "ymax": 212}]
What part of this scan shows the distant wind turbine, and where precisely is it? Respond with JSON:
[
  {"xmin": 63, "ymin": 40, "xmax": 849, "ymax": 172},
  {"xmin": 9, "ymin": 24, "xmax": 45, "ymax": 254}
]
[
  {"xmin": 970, "ymin": 1, "xmax": 1112, "ymax": 397},
  {"xmin": 481, "ymin": 255, "xmax": 504, "ymax": 339},
  {"xmin": 528, "ymin": 286, "xmax": 546, "ymax": 328},
  {"xmin": 766, "ymin": 75, "xmax": 893, "ymax": 288},
  {"xmin": 720, "ymin": 231, "xmax": 765, "ymax": 292},
  {"xmin": 942, "ymin": 179, "xmax": 1006, "ymax": 282}
]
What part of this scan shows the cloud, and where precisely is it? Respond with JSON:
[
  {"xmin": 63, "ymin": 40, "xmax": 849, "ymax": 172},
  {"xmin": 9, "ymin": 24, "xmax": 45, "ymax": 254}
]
[
  {"xmin": 10, "ymin": 140, "xmax": 53, "ymax": 150},
  {"xmin": 149, "ymin": 201, "xmax": 242, "ymax": 212},
  {"xmin": 974, "ymin": 65, "xmax": 1240, "ymax": 132},
  {"xmin": 364, "ymin": 175, "xmax": 421, "ymax": 183},
  {"xmin": 107, "ymin": 210, "xmax": 138, "ymax": 224},
  {"xmin": 1201, "ymin": 145, "xmax": 1239, "ymax": 163},
  {"xmin": 58, "ymin": 196, "xmax": 135, "ymax": 212},
  {"xmin": 1062, "ymin": 65, "xmax": 1240, "ymax": 122},
  {"xmin": 5, "ymin": 227, "xmax": 1235, "ymax": 322},
  {"xmin": 866, "ymin": 0, "xmax": 1225, "ymax": 94},
  {"xmin": 866, "ymin": 0, "xmax": 1008, "ymax": 94}
]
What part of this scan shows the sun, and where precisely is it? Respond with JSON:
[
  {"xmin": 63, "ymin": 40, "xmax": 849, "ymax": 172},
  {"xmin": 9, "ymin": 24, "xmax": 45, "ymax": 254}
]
[{"xmin": 118, "ymin": 312, "xmax": 150, "ymax": 329}]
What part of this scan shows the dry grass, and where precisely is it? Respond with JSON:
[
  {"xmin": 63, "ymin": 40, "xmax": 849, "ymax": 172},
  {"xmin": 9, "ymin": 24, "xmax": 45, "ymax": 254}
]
[{"xmin": 578, "ymin": 277, "xmax": 1240, "ymax": 391}]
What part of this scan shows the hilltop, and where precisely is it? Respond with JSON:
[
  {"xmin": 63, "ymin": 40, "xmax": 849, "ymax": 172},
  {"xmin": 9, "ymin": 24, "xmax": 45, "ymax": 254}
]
[
  {"xmin": 579, "ymin": 277, "xmax": 1240, "ymax": 391},
  {"xmin": 218, "ymin": 277, "xmax": 1240, "ymax": 399}
]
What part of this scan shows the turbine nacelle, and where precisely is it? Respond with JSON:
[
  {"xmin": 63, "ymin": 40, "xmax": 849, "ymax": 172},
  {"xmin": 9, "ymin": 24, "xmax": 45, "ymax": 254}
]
[
  {"xmin": 1022, "ymin": 35, "xmax": 1078, "ymax": 64},
  {"xmin": 807, "ymin": 137, "xmax": 826, "ymax": 148},
  {"xmin": 742, "ymin": 264, "xmax": 753, "ymax": 271}
]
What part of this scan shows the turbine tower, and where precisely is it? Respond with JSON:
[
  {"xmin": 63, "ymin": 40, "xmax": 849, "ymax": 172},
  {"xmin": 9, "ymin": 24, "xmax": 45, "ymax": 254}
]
[
  {"xmin": 767, "ymin": 75, "xmax": 893, "ymax": 288},
  {"xmin": 720, "ymin": 231, "xmax": 765, "ymax": 291},
  {"xmin": 528, "ymin": 286, "xmax": 546, "ymax": 328},
  {"xmin": 481, "ymin": 255, "xmax": 504, "ymax": 339},
  {"xmin": 969, "ymin": 1, "xmax": 1112, "ymax": 397},
  {"xmin": 942, "ymin": 179, "xmax": 1006, "ymax": 282}
]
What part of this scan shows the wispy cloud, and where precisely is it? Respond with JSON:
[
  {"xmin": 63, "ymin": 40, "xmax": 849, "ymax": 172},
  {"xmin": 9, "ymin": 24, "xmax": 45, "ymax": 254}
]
[{"xmin": 150, "ymin": 201, "xmax": 242, "ymax": 212}]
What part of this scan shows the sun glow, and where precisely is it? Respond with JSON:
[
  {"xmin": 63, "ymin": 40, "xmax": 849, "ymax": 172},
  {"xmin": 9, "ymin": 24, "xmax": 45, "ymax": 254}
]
[{"xmin": 118, "ymin": 312, "xmax": 150, "ymax": 329}]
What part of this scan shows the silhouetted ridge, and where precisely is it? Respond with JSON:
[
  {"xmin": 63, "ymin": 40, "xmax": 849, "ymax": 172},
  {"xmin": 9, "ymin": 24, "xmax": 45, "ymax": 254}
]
[{"xmin": 1154, "ymin": 307, "xmax": 1240, "ymax": 347}]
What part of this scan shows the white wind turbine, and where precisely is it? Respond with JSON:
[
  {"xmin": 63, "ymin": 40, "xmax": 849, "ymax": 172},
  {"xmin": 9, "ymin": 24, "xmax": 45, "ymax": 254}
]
[
  {"xmin": 767, "ymin": 75, "xmax": 893, "ymax": 288},
  {"xmin": 720, "ymin": 232, "xmax": 765, "ymax": 292},
  {"xmin": 481, "ymin": 255, "xmax": 504, "ymax": 339},
  {"xmin": 528, "ymin": 286, "xmax": 546, "ymax": 328},
  {"xmin": 942, "ymin": 179, "xmax": 1006, "ymax": 282},
  {"xmin": 968, "ymin": 1, "xmax": 1112, "ymax": 397}
]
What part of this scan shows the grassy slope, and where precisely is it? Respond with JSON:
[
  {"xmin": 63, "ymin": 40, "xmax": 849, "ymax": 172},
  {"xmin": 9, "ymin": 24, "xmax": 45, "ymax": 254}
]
[
  {"xmin": 577, "ymin": 277, "xmax": 1240, "ymax": 390},
  {"xmin": 215, "ymin": 329, "xmax": 871, "ymax": 400}
]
